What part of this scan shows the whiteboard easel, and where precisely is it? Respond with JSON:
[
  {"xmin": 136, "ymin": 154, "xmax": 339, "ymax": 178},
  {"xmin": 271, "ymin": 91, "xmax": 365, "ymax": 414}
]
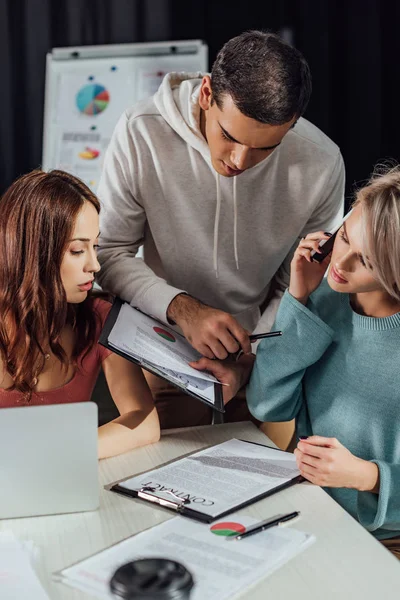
[{"xmin": 42, "ymin": 40, "xmax": 208, "ymax": 192}]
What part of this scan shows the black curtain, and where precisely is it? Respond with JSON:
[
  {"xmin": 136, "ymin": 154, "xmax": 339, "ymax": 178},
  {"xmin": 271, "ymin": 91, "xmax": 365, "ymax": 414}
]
[
  {"xmin": 170, "ymin": 0, "xmax": 400, "ymax": 206},
  {"xmin": 1, "ymin": 0, "xmax": 399, "ymax": 206}
]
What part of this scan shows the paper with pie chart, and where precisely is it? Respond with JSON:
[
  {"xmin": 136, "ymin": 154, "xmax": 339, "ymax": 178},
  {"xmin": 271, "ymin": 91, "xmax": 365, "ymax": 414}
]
[
  {"xmin": 107, "ymin": 302, "xmax": 220, "ymax": 404},
  {"xmin": 53, "ymin": 71, "xmax": 136, "ymax": 191},
  {"xmin": 54, "ymin": 130, "xmax": 107, "ymax": 192},
  {"xmin": 57, "ymin": 513, "xmax": 315, "ymax": 600},
  {"xmin": 55, "ymin": 72, "xmax": 135, "ymax": 129}
]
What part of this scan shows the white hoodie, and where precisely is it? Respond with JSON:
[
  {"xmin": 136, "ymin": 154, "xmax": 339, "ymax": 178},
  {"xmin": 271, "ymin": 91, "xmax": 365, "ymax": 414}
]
[{"xmin": 97, "ymin": 73, "xmax": 344, "ymax": 333}]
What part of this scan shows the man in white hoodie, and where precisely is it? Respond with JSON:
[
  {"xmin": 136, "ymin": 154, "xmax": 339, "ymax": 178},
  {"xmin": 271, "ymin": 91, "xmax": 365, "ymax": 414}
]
[{"xmin": 97, "ymin": 30, "xmax": 344, "ymax": 446}]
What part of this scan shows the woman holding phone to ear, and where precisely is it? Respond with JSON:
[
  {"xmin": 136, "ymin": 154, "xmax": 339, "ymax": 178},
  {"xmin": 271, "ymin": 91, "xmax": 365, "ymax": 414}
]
[
  {"xmin": 192, "ymin": 166, "xmax": 400, "ymax": 556},
  {"xmin": 0, "ymin": 170, "xmax": 160, "ymax": 459}
]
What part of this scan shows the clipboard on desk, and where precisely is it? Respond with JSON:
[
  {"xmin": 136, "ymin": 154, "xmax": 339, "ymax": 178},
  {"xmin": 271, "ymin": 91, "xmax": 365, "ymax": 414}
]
[
  {"xmin": 99, "ymin": 297, "xmax": 224, "ymax": 414},
  {"xmin": 105, "ymin": 438, "xmax": 303, "ymax": 523}
]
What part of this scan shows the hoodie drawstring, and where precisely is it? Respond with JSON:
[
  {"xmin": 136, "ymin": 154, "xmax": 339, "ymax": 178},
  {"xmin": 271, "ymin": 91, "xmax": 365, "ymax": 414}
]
[
  {"xmin": 213, "ymin": 174, "xmax": 222, "ymax": 278},
  {"xmin": 233, "ymin": 176, "xmax": 239, "ymax": 270},
  {"xmin": 213, "ymin": 174, "xmax": 240, "ymax": 278}
]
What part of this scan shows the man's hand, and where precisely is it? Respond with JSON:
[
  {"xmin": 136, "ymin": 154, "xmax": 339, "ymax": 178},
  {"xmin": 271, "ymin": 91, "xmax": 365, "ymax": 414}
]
[
  {"xmin": 294, "ymin": 436, "xmax": 380, "ymax": 492},
  {"xmin": 167, "ymin": 294, "xmax": 251, "ymax": 359},
  {"xmin": 190, "ymin": 354, "xmax": 255, "ymax": 404}
]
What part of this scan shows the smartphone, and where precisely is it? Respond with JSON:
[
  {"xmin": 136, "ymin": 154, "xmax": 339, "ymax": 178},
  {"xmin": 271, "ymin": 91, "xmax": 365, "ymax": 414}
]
[{"xmin": 310, "ymin": 209, "xmax": 353, "ymax": 263}]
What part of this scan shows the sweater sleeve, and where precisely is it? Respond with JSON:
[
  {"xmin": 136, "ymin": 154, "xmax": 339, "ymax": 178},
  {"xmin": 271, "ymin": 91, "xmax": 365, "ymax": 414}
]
[
  {"xmin": 96, "ymin": 113, "xmax": 186, "ymax": 324},
  {"xmin": 257, "ymin": 152, "xmax": 345, "ymax": 335},
  {"xmin": 357, "ymin": 462, "xmax": 400, "ymax": 535},
  {"xmin": 247, "ymin": 290, "xmax": 335, "ymax": 422},
  {"xmin": 254, "ymin": 237, "xmax": 298, "ymax": 336}
]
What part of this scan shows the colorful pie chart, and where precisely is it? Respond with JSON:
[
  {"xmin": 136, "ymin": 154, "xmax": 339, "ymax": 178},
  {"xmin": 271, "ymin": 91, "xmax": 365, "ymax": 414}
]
[
  {"xmin": 153, "ymin": 327, "xmax": 176, "ymax": 343},
  {"xmin": 76, "ymin": 83, "xmax": 110, "ymax": 116},
  {"xmin": 79, "ymin": 147, "xmax": 100, "ymax": 160},
  {"xmin": 210, "ymin": 521, "xmax": 246, "ymax": 536}
]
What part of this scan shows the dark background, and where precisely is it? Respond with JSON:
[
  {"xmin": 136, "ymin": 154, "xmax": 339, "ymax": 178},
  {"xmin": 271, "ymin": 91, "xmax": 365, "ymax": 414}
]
[{"xmin": 1, "ymin": 0, "xmax": 398, "ymax": 205}]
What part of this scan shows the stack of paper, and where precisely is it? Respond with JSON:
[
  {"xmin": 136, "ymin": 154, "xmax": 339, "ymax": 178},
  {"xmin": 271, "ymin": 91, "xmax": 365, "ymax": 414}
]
[
  {"xmin": 56, "ymin": 514, "xmax": 315, "ymax": 599},
  {"xmin": 0, "ymin": 531, "xmax": 50, "ymax": 600}
]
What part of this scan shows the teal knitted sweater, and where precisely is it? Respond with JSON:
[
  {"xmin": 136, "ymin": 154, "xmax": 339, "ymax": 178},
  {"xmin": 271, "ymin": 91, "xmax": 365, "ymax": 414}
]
[{"xmin": 247, "ymin": 279, "xmax": 400, "ymax": 540}]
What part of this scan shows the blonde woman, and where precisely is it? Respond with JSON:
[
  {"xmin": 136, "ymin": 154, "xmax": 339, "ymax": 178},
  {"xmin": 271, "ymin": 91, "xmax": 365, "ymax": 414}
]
[{"xmin": 192, "ymin": 166, "xmax": 400, "ymax": 557}]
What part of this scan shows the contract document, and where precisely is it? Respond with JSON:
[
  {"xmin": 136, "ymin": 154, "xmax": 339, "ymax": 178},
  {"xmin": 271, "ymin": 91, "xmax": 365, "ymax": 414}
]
[{"xmin": 107, "ymin": 438, "xmax": 302, "ymax": 522}]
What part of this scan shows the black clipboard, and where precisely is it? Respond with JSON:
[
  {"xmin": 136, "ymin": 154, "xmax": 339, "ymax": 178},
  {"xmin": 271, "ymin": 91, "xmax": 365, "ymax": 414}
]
[
  {"xmin": 105, "ymin": 438, "xmax": 303, "ymax": 524},
  {"xmin": 99, "ymin": 297, "xmax": 224, "ymax": 415}
]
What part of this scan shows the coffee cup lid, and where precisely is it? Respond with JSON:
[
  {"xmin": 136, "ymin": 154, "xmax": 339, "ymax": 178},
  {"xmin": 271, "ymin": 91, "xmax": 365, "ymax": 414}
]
[{"xmin": 110, "ymin": 558, "xmax": 194, "ymax": 599}]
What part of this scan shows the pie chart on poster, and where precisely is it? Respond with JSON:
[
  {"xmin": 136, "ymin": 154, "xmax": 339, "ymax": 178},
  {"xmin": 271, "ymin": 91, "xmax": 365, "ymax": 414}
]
[
  {"xmin": 76, "ymin": 83, "xmax": 110, "ymax": 116},
  {"xmin": 79, "ymin": 147, "xmax": 100, "ymax": 160},
  {"xmin": 210, "ymin": 522, "xmax": 246, "ymax": 537}
]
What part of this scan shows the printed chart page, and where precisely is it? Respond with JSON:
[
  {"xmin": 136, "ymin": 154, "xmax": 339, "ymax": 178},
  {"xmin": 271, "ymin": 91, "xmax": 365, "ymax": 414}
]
[
  {"xmin": 57, "ymin": 514, "xmax": 315, "ymax": 600},
  {"xmin": 107, "ymin": 303, "xmax": 220, "ymax": 403},
  {"xmin": 115, "ymin": 439, "xmax": 301, "ymax": 518}
]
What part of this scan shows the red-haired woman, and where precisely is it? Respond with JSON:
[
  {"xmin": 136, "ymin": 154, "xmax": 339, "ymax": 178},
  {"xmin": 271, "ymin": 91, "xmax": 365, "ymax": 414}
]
[{"xmin": 0, "ymin": 169, "xmax": 160, "ymax": 458}]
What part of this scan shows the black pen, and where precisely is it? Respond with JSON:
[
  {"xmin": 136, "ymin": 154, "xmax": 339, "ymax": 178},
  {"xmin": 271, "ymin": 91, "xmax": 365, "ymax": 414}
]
[
  {"xmin": 249, "ymin": 331, "xmax": 282, "ymax": 342},
  {"xmin": 228, "ymin": 511, "xmax": 300, "ymax": 541}
]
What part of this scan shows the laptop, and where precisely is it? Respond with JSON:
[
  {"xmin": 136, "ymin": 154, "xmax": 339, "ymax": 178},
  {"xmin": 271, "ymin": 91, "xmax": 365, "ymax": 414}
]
[{"xmin": 0, "ymin": 402, "xmax": 99, "ymax": 519}]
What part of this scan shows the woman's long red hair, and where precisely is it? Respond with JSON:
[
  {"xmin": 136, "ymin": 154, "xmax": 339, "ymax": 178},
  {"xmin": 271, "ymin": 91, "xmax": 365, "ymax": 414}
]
[{"xmin": 0, "ymin": 169, "xmax": 101, "ymax": 395}]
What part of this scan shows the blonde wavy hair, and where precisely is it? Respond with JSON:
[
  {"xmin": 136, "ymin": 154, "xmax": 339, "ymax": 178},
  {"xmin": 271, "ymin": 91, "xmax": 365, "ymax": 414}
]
[{"xmin": 354, "ymin": 164, "xmax": 400, "ymax": 301}]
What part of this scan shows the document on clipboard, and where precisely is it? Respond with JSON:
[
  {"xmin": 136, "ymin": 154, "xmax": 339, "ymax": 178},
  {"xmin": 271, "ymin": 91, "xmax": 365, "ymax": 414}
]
[
  {"xmin": 99, "ymin": 298, "xmax": 224, "ymax": 413},
  {"xmin": 106, "ymin": 439, "xmax": 303, "ymax": 523}
]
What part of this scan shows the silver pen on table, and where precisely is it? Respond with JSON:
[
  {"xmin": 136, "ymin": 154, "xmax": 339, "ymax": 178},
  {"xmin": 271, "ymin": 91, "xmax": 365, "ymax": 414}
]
[{"xmin": 227, "ymin": 511, "xmax": 300, "ymax": 541}]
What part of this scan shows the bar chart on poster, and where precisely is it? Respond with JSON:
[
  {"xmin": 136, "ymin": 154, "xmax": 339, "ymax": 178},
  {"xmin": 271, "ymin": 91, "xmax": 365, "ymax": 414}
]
[{"xmin": 42, "ymin": 40, "xmax": 208, "ymax": 192}]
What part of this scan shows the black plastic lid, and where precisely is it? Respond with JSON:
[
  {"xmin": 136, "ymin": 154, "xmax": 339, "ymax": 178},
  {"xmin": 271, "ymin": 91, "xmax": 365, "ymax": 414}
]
[{"xmin": 109, "ymin": 558, "xmax": 194, "ymax": 600}]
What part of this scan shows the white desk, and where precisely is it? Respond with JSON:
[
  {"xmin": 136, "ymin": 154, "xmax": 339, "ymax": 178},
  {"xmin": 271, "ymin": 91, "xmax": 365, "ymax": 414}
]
[{"xmin": 1, "ymin": 422, "xmax": 399, "ymax": 599}]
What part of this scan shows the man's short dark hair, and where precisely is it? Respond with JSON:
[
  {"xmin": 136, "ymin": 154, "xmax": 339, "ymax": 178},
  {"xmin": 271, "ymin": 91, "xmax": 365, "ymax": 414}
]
[{"xmin": 210, "ymin": 30, "xmax": 312, "ymax": 125}]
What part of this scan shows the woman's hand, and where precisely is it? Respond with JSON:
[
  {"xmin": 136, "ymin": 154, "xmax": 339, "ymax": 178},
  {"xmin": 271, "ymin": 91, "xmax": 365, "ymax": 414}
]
[
  {"xmin": 189, "ymin": 354, "xmax": 255, "ymax": 404},
  {"xmin": 294, "ymin": 436, "xmax": 379, "ymax": 492},
  {"xmin": 289, "ymin": 232, "xmax": 332, "ymax": 305}
]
